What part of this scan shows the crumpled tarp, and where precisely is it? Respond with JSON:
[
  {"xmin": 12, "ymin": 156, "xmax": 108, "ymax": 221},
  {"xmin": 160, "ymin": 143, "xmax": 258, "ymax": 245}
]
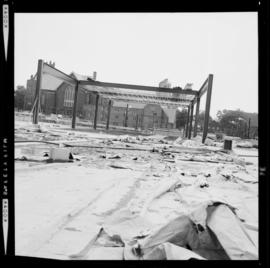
[{"xmin": 68, "ymin": 202, "xmax": 258, "ymax": 260}]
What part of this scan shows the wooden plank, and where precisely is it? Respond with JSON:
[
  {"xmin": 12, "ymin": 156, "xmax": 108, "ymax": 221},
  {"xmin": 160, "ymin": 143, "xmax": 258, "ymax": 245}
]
[
  {"xmin": 202, "ymin": 74, "xmax": 214, "ymax": 143},
  {"xmin": 71, "ymin": 81, "xmax": 79, "ymax": 129}
]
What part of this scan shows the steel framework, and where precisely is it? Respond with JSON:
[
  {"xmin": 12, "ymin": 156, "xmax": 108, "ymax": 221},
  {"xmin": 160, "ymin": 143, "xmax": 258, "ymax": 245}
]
[{"xmin": 32, "ymin": 60, "xmax": 213, "ymax": 143}]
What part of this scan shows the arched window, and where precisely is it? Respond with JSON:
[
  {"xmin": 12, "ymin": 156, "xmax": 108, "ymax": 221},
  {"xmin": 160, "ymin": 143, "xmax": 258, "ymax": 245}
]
[{"xmin": 64, "ymin": 86, "xmax": 74, "ymax": 107}]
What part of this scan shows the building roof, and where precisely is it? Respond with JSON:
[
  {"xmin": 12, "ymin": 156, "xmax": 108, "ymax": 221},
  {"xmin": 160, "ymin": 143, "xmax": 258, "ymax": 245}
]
[
  {"xmin": 40, "ymin": 74, "xmax": 62, "ymax": 91},
  {"xmin": 71, "ymin": 72, "xmax": 95, "ymax": 81}
]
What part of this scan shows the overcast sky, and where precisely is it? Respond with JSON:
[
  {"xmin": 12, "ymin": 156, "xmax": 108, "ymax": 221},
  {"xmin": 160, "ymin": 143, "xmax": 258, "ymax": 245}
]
[{"xmin": 15, "ymin": 13, "xmax": 258, "ymax": 118}]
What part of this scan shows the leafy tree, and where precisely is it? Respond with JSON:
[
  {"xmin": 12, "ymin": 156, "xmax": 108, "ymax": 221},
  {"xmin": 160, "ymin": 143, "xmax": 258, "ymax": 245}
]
[
  {"xmin": 14, "ymin": 86, "xmax": 27, "ymax": 110},
  {"xmin": 196, "ymin": 111, "xmax": 214, "ymax": 131},
  {"xmin": 175, "ymin": 109, "xmax": 188, "ymax": 129},
  {"xmin": 216, "ymin": 109, "xmax": 256, "ymax": 138}
]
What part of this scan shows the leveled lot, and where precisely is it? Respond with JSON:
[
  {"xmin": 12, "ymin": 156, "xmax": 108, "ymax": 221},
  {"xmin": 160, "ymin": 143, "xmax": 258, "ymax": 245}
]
[{"xmin": 15, "ymin": 120, "xmax": 258, "ymax": 260}]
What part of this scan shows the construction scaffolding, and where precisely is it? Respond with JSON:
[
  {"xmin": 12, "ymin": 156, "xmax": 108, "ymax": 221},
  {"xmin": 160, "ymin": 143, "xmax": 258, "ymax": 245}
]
[{"xmin": 32, "ymin": 59, "xmax": 214, "ymax": 143}]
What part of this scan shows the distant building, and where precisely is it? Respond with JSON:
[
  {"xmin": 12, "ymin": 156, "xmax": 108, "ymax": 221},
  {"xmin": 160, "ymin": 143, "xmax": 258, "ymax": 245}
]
[{"xmin": 24, "ymin": 68, "xmax": 177, "ymax": 129}]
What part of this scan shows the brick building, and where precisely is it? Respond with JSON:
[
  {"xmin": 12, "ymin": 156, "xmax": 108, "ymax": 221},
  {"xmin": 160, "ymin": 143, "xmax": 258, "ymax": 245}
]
[{"xmin": 25, "ymin": 68, "xmax": 177, "ymax": 129}]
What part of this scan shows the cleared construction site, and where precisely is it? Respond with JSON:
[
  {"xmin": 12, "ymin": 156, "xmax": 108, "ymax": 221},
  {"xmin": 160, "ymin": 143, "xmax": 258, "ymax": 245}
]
[{"xmin": 14, "ymin": 60, "xmax": 258, "ymax": 260}]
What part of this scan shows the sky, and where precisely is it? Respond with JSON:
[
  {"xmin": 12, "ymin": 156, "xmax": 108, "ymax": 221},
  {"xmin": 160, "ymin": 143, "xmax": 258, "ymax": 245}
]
[{"xmin": 15, "ymin": 13, "xmax": 258, "ymax": 119}]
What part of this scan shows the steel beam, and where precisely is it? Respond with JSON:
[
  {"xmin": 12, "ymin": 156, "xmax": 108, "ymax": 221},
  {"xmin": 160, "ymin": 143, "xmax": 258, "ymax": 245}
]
[
  {"xmin": 95, "ymin": 91, "xmax": 194, "ymax": 103},
  {"xmin": 202, "ymin": 74, "xmax": 214, "ymax": 143},
  {"xmin": 33, "ymin": 59, "xmax": 44, "ymax": 124},
  {"xmin": 135, "ymin": 114, "xmax": 139, "ymax": 130},
  {"xmin": 185, "ymin": 106, "xmax": 191, "ymax": 138},
  {"xmin": 124, "ymin": 104, "xmax": 129, "ymax": 127},
  {"xmin": 43, "ymin": 63, "xmax": 76, "ymax": 86},
  {"xmin": 106, "ymin": 99, "xmax": 112, "ymax": 130},
  {"xmin": 79, "ymin": 80, "xmax": 198, "ymax": 96},
  {"xmin": 71, "ymin": 81, "xmax": 79, "ymax": 129},
  {"xmin": 93, "ymin": 94, "xmax": 99, "ymax": 129},
  {"xmin": 100, "ymin": 95, "xmax": 190, "ymax": 108},
  {"xmin": 188, "ymin": 102, "xmax": 194, "ymax": 139},
  {"xmin": 197, "ymin": 77, "xmax": 209, "ymax": 99},
  {"xmin": 193, "ymin": 97, "xmax": 200, "ymax": 137}
]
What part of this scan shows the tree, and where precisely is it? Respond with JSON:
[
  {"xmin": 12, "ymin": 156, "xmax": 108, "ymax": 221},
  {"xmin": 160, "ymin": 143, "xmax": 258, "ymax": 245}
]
[
  {"xmin": 196, "ymin": 111, "xmax": 213, "ymax": 131},
  {"xmin": 175, "ymin": 108, "xmax": 188, "ymax": 129},
  {"xmin": 216, "ymin": 109, "xmax": 257, "ymax": 138},
  {"xmin": 14, "ymin": 86, "xmax": 27, "ymax": 110}
]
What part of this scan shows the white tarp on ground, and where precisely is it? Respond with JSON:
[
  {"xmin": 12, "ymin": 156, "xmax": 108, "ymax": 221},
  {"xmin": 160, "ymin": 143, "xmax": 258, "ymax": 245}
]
[
  {"xmin": 67, "ymin": 203, "xmax": 257, "ymax": 260},
  {"xmin": 15, "ymin": 121, "xmax": 258, "ymax": 260}
]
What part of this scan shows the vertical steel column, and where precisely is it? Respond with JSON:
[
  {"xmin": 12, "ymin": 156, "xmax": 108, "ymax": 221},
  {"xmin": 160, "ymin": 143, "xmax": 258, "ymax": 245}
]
[
  {"xmin": 248, "ymin": 118, "xmax": 251, "ymax": 139},
  {"xmin": 33, "ymin": 59, "xmax": 44, "ymax": 124},
  {"xmin": 71, "ymin": 81, "xmax": 79, "ymax": 129},
  {"xmin": 202, "ymin": 74, "xmax": 214, "ymax": 143},
  {"xmin": 93, "ymin": 94, "xmax": 99, "ymax": 129},
  {"xmin": 185, "ymin": 106, "xmax": 191, "ymax": 138},
  {"xmin": 106, "ymin": 99, "xmax": 112, "ymax": 130},
  {"xmin": 188, "ymin": 102, "xmax": 194, "ymax": 139},
  {"xmin": 193, "ymin": 97, "xmax": 200, "ymax": 137},
  {"xmin": 135, "ymin": 114, "xmax": 139, "ymax": 130},
  {"xmin": 124, "ymin": 104, "xmax": 129, "ymax": 127}
]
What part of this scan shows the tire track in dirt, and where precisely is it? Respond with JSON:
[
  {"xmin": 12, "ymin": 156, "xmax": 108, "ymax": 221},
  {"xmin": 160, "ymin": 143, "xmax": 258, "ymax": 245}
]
[{"xmin": 33, "ymin": 179, "xmax": 119, "ymax": 254}]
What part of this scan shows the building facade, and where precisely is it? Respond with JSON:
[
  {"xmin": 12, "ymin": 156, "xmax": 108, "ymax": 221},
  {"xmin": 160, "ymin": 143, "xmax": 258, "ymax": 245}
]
[{"xmin": 24, "ymin": 69, "xmax": 177, "ymax": 129}]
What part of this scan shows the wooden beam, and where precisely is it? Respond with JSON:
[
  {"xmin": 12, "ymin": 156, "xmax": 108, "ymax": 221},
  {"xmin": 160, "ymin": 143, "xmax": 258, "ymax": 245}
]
[
  {"xmin": 33, "ymin": 59, "xmax": 44, "ymax": 124},
  {"xmin": 193, "ymin": 97, "xmax": 200, "ymax": 137},
  {"xmin": 188, "ymin": 102, "xmax": 194, "ymax": 139},
  {"xmin": 71, "ymin": 81, "xmax": 79, "ymax": 129},
  {"xmin": 106, "ymin": 99, "xmax": 112, "ymax": 130},
  {"xmin": 202, "ymin": 74, "xmax": 214, "ymax": 143},
  {"xmin": 79, "ymin": 80, "xmax": 198, "ymax": 96},
  {"xmin": 185, "ymin": 106, "xmax": 191, "ymax": 138},
  {"xmin": 93, "ymin": 94, "xmax": 99, "ymax": 129}
]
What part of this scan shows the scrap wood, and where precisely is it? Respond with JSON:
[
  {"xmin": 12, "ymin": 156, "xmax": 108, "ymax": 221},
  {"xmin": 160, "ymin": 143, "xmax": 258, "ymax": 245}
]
[{"xmin": 109, "ymin": 164, "xmax": 132, "ymax": 170}]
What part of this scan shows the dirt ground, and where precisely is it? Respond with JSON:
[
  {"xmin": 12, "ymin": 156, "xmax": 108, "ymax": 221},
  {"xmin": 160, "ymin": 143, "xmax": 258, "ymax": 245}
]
[{"xmin": 14, "ymin": 119, "xmax": 258, "ymax": 260}]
